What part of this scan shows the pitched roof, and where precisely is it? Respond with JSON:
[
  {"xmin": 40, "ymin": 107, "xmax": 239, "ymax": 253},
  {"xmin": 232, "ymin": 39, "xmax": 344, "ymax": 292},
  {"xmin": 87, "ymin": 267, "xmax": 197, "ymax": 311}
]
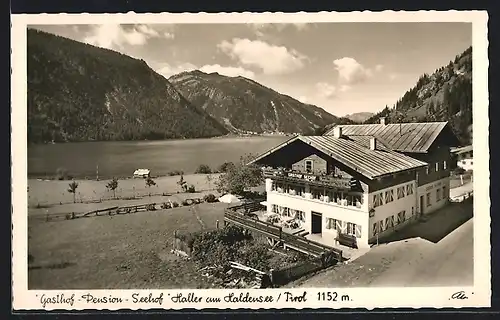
[
  {"xmin": 451, "ymin": 145, "xmax": 473, "ymax": 154},
  {"xmin": 250, "ymin": 135, "xmax": 427, "ymax": 179},
  {"xmin": 323, "ymin": 122, "xmax": 449, "ymax": 153}
]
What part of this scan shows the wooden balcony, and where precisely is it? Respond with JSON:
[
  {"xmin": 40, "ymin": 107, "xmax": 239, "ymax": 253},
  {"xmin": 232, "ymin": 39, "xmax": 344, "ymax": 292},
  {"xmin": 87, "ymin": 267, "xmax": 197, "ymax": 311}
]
[
  {"xmin": 262, "ymin": 168, "xmax": 354, "ymax": 190},
  {"xmin": 224, "ymin": 203, "xmax": 343, "ymax": 263}
]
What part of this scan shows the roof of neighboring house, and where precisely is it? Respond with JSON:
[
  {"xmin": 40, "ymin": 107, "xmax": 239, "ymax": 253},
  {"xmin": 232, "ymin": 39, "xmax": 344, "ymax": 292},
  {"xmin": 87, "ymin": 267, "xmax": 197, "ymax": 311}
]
[
  {"xmin": 250, "ymin": 135, "xmax": 427, "ymax": 179},
  {"xmin": 451, "ymin": 145, "xmax": 473, "ymax": 155},
  {"xmin": 323, "ymin": 122, "xmax": 450, "ymax": 153}
]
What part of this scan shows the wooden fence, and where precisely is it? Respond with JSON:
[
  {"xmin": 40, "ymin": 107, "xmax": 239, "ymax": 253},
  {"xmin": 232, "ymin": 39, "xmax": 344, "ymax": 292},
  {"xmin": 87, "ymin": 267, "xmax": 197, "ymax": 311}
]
[{"xmin": 30, "ymin": 197, "xmax": 205, "ymax": 223}]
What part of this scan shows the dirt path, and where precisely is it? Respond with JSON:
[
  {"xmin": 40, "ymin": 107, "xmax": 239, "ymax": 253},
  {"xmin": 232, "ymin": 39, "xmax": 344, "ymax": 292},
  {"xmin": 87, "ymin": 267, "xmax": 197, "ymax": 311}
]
[{"xmin": 289, "ymin": 201, "xmax": 474, "ymax": 288}]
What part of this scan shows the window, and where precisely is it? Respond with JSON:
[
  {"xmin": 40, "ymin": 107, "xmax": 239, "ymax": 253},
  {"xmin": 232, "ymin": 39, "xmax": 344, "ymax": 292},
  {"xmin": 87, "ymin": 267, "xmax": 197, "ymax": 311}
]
[
  {"xmin": 325, "ymin": 218, "xmax": 337, "ymax": 230},
  {"xmin": 426, "ymin": 166, "xmax": 430, "ymax": 175},
  {"xmin": 442, "ymin": 186, "xmax": 446, "ymax": 200},
  {"xmin": 412, "ymin": 207, "xmax": 414, "ymax": 216},
  {"xmin": 443, "ymin": 160, "xmax": 447, "ymax": 170},
  {"xmin": 372, "ymin": 222, "xmax": 379, "ymax": 236},
  {"xmin": 435, "ymin": 162, "xmax": 439, "ymax": 172},
  {"xmin": 346, "ymin": 222, "xmax": 355, "ymax": 236},
  {"xmin": 471, "ymin": 160, "xmax": 473, "ymax": 165},
  {"xmin": 305, "ymin": 160, "xmax": 313, "ymax": 173},
  {"xmin": 397, "ymin": 186, "xmax": 406, "ymax": 199},
  {"xmin": 294, "ymin": 209, "xmax": 306, "ymax": 222},
  {"xmin": 373, "ymin": 193, "xmax": 383, "ymax": 208},
  {"xmin": 436, "ymin": 188, "xmax": 441, "ymax": 201},
  {"xmin": 426, "ymin": 193, "xmax": 431, "ymax": 207},
  {"xmin": 406, "ymin": 184, "xmax": 414, "ymax": 195},
  {"xmin": 385, "ymin": 189, "xmax": 394, "ymax": 204},
  {"xmin": 379, "ymin": 220, "xmax": 385, "ymax": 232}
]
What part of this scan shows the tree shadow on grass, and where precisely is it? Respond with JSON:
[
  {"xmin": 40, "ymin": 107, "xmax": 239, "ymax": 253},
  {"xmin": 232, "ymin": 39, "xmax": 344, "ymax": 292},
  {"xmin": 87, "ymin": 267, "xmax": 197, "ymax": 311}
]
[{"xmin": 378, "ymin": 200, "xmax": 473, "ymax": 245}]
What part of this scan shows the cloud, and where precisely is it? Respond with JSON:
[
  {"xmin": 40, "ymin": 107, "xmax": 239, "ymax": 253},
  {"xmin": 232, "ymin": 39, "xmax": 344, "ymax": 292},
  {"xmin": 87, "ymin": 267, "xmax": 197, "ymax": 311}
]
[
  {"xmin": 389, "ymin": 73, "xmax": 399, "ymax": 81},
  {"xmin": 163, "ymin": 31, "xmax": 175, "ymax": 39},
  {"xmin": 83, "ymin": 24, "xmax": 168, "ymax": 49},
  {"xmin": 156, "ymin": 63, "xmax": 197, "ymax": 78},
  {"xmin": 333, "ymin": 57, "xmax": 373, "ymax": 85},
  {"xmin": 156, "ymin": 63, "xmax": 254, "ymax": 79},
  {"xmin": 198, "ymin": 64, "xmax": 255, "ymax": 78},
  {"xmin": 298, "ymin": 96, "xmax": 308, "ymax": 103},
  {"xmin": 332, "ymin": 58, "xmax": 385, "ymax": 85},
  {"xmin": 316, "ymin": 82, "xmax": 337, "ymax": 99},
  {"xmin": 218, "ymin": 38, "xmax": 307, "ymax": 75}
]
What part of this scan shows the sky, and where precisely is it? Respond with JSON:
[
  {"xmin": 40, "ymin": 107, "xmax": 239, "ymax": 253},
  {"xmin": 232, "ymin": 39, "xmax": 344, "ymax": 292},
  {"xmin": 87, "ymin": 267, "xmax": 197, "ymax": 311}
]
[{"xmin": 31, "ymin": 22, "xmax": 472, "ymax": 117}]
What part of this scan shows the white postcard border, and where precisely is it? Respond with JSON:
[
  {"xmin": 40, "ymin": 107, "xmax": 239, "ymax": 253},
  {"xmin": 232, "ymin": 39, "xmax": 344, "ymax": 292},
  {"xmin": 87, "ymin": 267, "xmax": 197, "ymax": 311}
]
[{"xmin": 11, "ymin": 11, "xmax": 490, "ymax": 310}]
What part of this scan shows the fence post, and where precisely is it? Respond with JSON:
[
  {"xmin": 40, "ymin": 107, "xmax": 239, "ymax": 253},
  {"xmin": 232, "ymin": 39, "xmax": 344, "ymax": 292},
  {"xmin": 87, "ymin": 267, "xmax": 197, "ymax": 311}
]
[{"xmin": 216, "ymin": 220, "xmax": 219, "ymax": 229}]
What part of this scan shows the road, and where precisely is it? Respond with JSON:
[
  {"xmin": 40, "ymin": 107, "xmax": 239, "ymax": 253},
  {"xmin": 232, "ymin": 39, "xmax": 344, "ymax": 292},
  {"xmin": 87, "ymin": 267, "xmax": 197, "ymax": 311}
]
[{"xmin": 290, "ymin": 200, "xmax": 473, "ymax": 288}]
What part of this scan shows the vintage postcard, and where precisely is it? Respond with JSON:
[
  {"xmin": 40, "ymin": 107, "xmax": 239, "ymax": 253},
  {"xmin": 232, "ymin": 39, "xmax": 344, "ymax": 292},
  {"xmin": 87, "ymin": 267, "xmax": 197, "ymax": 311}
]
[{"xmin": 12, "ymin": 11, "xmax": 490, "ymax": 310}]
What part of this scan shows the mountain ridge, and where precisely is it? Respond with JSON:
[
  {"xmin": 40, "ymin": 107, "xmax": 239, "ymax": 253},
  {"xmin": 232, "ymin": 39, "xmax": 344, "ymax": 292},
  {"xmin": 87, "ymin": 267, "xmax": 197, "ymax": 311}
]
[
  {"xmin": 363, "ymin": 46, "xmax": 472, "ymax": 145},
  {"xmin": 27, "ymin": 29, "xmax": 228, "ymax": 144},
  {"xmin": 169, "ymin": 70, "xmax": 340, "ymax": 135}
]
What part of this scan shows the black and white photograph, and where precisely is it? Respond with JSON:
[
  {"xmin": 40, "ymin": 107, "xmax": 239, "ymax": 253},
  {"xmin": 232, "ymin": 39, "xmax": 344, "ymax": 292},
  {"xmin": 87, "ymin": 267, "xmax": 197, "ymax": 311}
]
[{"xmin": 11, "ymin": 11, "xmax": 490, "ymax": 310}]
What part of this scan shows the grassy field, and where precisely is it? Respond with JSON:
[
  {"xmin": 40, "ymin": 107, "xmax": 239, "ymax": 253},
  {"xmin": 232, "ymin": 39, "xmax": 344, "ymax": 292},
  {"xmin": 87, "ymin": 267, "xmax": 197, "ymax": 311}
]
[
  {"xmin": 28, "ymin": 201, "xmax": 230, "ymax": 289},
  {"xmin": 28, "ymin": 173, "xmax": 222, "ymax": 207},
  {"xmin": 450, "ymin": 171, "xmax": 473, "ymax": 189}
]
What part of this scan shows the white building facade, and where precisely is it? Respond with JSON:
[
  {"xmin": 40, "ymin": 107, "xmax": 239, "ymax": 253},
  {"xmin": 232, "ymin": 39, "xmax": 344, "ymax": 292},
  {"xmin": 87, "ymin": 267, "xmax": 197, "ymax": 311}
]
[{"xmin": 251, "ymin": 120, "xmax": 458, "ymax": 250}]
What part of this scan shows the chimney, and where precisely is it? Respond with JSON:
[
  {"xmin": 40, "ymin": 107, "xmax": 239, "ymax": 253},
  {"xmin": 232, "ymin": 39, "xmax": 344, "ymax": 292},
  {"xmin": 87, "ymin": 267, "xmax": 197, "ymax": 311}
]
[
  {"xmin": 380, "ymin": 117, "xmax": 387, "ymax": 125},
  {"xmin": 333, "ymin": 126, "xmax": 343, "ymax": 138},
  {"xmin": 370, "ymin": 137, "xmax": 377, "ymax": 150}
]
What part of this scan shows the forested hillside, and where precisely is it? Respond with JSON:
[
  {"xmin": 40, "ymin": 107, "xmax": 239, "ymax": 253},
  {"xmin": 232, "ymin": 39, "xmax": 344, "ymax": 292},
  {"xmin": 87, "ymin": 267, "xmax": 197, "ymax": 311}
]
[
  {"xmin": 27, "ymin": 29, "xmax": 228, "ymax": 143},
  {"xmin": 364, "ymin": 46, "xmax": 473, "ymax": 145}
]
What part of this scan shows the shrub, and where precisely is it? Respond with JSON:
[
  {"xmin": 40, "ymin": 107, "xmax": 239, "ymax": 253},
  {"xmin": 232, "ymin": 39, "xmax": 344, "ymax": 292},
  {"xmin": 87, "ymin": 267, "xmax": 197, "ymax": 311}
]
[
  {"xmin": 453, "ymin": 167, "xmax": 466, "ymax": 175},
  {"xmin": 168, "ymin": 170, "xmax": 184, "ymax": 176},
  {"xmin": 218, "ymin": 162, "xmax": 235, "ymax": 173},
  {"xmin": 195, "ymin": 164, "xmax": 212, "ymax": 174},
  {"xmin": 171, "ymin": 201, "xmax": 179, "ymax": 208},
  {"xmin": 181, "ymin": 199, "xmax": 189, "ymax": 206},
  {"xmin": 187, "ymin": 185, "xmax": 196, "ymax": 193},
  {"xmin": 203, "ymin": 193, "xmax": 217, "ymax": 203}
]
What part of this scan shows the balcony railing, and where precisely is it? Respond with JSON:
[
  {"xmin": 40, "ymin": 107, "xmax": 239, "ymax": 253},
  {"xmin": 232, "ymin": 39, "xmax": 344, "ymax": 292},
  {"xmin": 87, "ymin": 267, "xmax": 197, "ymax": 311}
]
[
  {"xmin": 262, "ymin": 167, "xmax": 354, "ymax": 189},
  {"xmin": 271, "ymin": 188, "xmax": 364, "ymax": 210}
]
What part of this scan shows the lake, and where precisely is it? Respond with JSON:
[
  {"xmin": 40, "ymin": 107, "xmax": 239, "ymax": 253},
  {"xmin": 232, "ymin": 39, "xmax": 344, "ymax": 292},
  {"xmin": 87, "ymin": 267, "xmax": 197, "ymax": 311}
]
[{"xmin": 28, "ymin": 136, "xmax": 290, "ymax": 179}]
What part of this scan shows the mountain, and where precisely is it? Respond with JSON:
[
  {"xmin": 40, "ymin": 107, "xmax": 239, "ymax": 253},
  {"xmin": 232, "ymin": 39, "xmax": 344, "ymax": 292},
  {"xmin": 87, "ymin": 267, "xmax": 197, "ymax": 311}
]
[
  {"xmin": 364, "ymin": 46, "xmax": 472, "ymax": 145},
  {"xmin": 344, "ymin": 112, "xmax": 374, "ymax": 123},
  {"xmin": 27, "ymin": 29, "xmax": 228, "ymax": 143},
  {"xmin": 169, "ymin": 71, "xmax": 340, "ymax": 135}
]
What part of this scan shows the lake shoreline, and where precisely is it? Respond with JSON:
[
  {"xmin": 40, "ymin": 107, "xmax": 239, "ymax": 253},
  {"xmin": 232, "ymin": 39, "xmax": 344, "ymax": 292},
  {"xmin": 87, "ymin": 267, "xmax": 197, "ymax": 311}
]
[{"xmin": 28, "ymin": 135, "xmax": 288, "ymax": 180}]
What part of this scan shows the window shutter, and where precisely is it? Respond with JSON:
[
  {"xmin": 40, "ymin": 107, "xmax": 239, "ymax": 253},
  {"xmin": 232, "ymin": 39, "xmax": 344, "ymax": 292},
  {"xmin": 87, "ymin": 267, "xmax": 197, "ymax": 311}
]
[
  {"xmin": 355, "ymin": 225, "xmax": 362, "ymax": 238},
  {"xmin": 341, "ymin": 221, "xmax": 347, "ymax": 232},
  {"xmin": 336, "ymin": 220, "xmax": 342, "ymax": 232}
]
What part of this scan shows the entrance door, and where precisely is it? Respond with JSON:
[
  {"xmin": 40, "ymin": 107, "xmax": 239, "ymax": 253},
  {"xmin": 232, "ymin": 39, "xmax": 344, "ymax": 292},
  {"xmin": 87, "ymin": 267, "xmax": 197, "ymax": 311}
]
[
  {"xmin": 311, "ymin": 212, "xmax": 322, "ymax": 234},
  {"xmin": 419, "ymin": 195, "xmax": 424, "ymax": 215}
]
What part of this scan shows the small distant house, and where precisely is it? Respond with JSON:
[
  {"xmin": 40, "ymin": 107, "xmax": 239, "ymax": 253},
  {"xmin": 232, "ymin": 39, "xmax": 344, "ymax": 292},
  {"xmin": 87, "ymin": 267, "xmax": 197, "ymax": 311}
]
[
  {"xmin": 451, "ymin": 145, "xmax": 473, "ymax": 171},
  {"xmin": 133, "ymin": 169, "xmax": 151, "ymax": 178}
]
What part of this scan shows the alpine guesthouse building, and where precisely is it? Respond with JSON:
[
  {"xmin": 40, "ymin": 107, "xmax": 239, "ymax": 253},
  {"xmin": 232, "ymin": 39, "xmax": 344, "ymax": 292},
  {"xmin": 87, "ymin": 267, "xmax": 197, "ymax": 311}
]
[{"xmin": 250, "ymin": 118, "xmax": 460, "ymax": 249}]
